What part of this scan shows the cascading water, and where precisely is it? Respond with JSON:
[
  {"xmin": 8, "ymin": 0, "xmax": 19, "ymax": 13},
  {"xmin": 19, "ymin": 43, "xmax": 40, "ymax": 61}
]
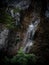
[
  {"xmin": 23, "ymin": 18, "xmax": 40, "ymax": 53},
  {"xmin": 14, "ymin": 12, "xmax": 20, "ymax": 25},
  {"xmin": 10, "ymin": 8, "xmax": 20, "ymax": 26},
  {"xmin": 10, "ymin": 9, "xmax": 14, "ymax": 17},
  {"xmin": 0, "ymin": 29, "xmax": 9, "ymax": 49}
]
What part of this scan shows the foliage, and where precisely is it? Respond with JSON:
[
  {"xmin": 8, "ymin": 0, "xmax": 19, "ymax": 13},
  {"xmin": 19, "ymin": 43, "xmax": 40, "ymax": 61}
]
[
  {"xmin": 0, "ymin": 7, "xmax": 21, "ymax": 29},
  {"xmin": 13, "ymin": 7, "xmax": 21, "ymax": 13},
  {"xmin": 2, "ymin": 48, "xmax": 37, "ymax": 65},
  {"xmin": 0, "ymin": 9, "xmax": 15, "ymax": 29}
]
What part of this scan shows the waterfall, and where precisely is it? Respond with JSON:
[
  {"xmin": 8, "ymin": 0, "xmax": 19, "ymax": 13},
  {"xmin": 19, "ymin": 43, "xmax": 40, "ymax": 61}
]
[
  {"xmin": 10, "ymin": 9, "xmax": 20, "ymax": 26},
  {"xmin": 0, "ymin": 29, "xmax": 9, "ymax": 49},
  {"xmin": 10, "ymin": 9, "xmax": 14, "ymax": 17},
  {"xmin": 14, "ymin": 12, "xmax": 20, "ymax": 25},
  {"xmin": 23, "ymin": 18, "xmax": 40, "ymax": 53}
]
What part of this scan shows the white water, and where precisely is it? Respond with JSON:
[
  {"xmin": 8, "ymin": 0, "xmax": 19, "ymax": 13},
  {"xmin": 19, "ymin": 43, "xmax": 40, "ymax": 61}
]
[
  {"xmin": 10, "ymin": 8, "xmax": 20, "ymax": 25},
  {"xmin": 14, "ymin": 12, "xmax": 20, "ymax": 25},
  {"xmin": 0, "ymin": 29, "xmax": 9, "ymax": 49},
  {"xmin": 23, "ymin": 18, "xmax": 40, "ymax": 53},
  {"xmin": 10, "ymin": 9, "xmax": 14, "ymax": 17}
]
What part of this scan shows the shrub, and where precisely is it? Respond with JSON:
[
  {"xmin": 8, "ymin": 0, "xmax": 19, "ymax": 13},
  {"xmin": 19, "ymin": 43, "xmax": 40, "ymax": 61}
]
[{"xmin": 2, "ymin": 48, "xmax": 37, "ymax": 65}]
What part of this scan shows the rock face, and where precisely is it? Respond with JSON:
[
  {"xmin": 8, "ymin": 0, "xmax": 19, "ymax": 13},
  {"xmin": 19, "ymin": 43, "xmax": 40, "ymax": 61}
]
[
  {"xmin": 31, "ymin": 17, "xmax": 49, "ymax": 64},
  {"xmin": 30, "ymin": 0, "xmax": 49, "ymax": 64}
]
